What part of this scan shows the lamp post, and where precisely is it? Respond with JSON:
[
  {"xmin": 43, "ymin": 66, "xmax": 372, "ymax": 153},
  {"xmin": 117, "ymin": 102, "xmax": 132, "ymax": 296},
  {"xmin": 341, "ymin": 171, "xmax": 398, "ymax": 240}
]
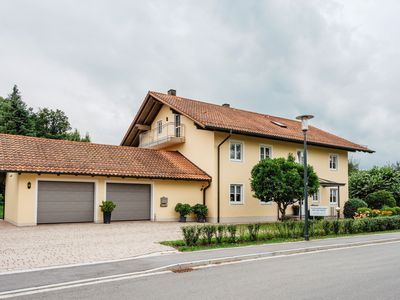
[{"xmin": 296, "ymin": 114, "xmax": 314, "ymax": 241}]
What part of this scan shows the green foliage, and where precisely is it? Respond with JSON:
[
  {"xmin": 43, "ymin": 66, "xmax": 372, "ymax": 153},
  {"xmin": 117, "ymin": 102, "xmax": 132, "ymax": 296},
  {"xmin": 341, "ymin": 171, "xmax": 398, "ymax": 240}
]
[
  {"xmin": 349, "ymin": 166, "xmax": 400, "ymax": 206},
  {"xmin": 348, "ymin": 158, "xmax": 360, "ymax": 175},
  {"xmin": 192, "ymin": 204, "xmax": 208, "ymax": 221},
  {"xmin": 216, "ymin": 225, "xmax": 226, "ymax": 243},
  {"xmin": 182, "ymin": 226, "xmax": 201, "ymax": 246},
  {"xmin": 227, "ymin": 224, "xmax": 238, "ymax": 243},
  {"xmin": 0, "ymin": 85, "xmax": 90, "ymax": 142},
  {"xmin": 177, "ymin": 216, "xmax": 400, "ymax": 248},
  {"xmin": 343, "ymin": 198, "xmax": 368, "ymax": 218},
  {"xmin": 0, "ymin": 85, "xmax": 34, "ymax": 136},
  {"xmin": 174, "ymin": 203, "xmax": 192, "ymax": 217},
  {"xmin": 202, "ymin": 225, "xmax": 216, "ymax": 244},
  {"xmin": 99, "ymin": 200, "xmax": 116, "ymax": 213},
  {"xmin": 251, "ymin": 154, "xmax": 319, "ymax": 220},
  {"xmin": 365, "ymin": 190, "xmax": 396, "ymax": 209}
]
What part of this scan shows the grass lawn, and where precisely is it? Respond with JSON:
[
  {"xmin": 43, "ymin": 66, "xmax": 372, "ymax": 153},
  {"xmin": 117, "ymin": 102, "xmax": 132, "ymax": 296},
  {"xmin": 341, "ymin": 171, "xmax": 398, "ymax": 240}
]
[{"xmin": 161, "ymin": 229, "xmax": 400, "ymax": 252}]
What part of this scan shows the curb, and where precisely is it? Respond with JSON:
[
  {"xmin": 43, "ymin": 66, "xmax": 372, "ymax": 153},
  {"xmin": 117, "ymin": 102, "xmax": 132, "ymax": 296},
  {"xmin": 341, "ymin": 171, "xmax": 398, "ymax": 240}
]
[{"xmin": 167, "ymin": 237, "xmax": 400, "ymax": 272}]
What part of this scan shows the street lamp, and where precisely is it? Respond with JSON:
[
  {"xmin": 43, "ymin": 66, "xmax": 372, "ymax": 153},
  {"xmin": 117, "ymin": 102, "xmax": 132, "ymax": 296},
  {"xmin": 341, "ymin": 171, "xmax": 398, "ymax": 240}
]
[{"xmin": 296, "ymin": 114, "xmax": 314, "ymax": 241}]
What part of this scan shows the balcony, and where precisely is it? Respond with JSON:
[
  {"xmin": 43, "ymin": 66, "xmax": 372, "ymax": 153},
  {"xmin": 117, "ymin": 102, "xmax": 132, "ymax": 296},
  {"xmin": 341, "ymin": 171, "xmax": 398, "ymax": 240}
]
[{"xmin": 139, "ymin": 122, "xmax": 185, "ymax": 149}]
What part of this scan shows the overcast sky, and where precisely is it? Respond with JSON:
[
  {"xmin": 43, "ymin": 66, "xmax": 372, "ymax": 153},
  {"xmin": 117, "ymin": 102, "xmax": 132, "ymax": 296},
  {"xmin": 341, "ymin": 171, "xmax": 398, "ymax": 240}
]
[{"xmin": 0, "ymin": 0, "xmax": 399, "ymax": 168}]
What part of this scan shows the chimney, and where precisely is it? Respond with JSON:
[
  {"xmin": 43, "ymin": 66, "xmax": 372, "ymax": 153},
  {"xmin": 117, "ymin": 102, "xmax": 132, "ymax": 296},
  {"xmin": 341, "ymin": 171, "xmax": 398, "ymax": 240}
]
[
  {"xmin": 168, "ymin": 89, "xmax": 176, "ymax": 96},
  {"xmin": 222, "ymin": 103, "xmax": 230, "ymax": 107}
]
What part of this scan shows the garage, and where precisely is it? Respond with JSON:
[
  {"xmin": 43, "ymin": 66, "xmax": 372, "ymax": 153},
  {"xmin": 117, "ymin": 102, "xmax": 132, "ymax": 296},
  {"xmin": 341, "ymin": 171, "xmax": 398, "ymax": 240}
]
[
  {"xmin": 37, "ymin": 181, "xmax": 95, "ymax": 224},
  {"xmin": 106, "ymin": 183, "xmax": 151, "ymax": 221}
]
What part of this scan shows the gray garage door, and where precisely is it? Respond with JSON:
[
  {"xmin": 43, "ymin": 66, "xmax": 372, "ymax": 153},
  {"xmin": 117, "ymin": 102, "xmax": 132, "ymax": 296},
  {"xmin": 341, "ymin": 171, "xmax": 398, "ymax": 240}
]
[
  {"xmin": 37, "ymin": 181, "xmax": 95, "ymax": 224},
  {"xmin": 106, "ymin": 183, "xmax": 151, "ymax": 221}
]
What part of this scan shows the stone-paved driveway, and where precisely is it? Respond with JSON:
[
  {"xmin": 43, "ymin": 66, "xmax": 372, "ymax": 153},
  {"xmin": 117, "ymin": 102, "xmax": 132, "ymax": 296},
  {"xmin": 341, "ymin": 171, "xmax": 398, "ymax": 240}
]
[{"xmin": 0, "ymin": 221, "xmax": 184, "ymax": 273}]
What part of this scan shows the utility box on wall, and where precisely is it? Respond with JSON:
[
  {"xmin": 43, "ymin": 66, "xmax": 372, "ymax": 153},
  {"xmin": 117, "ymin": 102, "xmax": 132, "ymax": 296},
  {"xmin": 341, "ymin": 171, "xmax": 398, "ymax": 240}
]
[{"xmin": 160, "ymin": 196, "xmax": 168, "ymax": 207}]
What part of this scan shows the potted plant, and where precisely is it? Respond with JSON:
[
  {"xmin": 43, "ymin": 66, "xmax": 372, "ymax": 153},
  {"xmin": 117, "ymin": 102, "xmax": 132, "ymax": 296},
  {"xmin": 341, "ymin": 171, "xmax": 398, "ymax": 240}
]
[
  {"xmin": 175, "ymin": 203, "xmax": 192, "ymax": 222},
  {"xmin": 192, "ymin": 204, "xmax": 208, "ymax": 223},
  {"xmin": 100, "ymin": 200, "xmax": 116, "ymax": 224}
]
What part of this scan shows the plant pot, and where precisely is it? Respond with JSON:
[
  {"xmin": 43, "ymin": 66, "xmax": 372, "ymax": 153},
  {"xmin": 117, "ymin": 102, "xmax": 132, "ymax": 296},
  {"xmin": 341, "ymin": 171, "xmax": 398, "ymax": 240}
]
[
  {"xmin": 179, "ymin": 216, "xmax": 187, "ymax": 223},
  {"xmin": 196, "ymin": 216, "xmax": 206, "ymax": 223},
  {"xmin": 103, "ymin": 212, "xmax": 112, "ymax": 224}
]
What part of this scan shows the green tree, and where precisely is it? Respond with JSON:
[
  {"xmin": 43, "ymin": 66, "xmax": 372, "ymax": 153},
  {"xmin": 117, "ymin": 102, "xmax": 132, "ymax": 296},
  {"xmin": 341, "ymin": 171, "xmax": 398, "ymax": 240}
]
[
  {"xmin": 250, "ymin": 154, "xmax": 319, "ymax": 220},
  {"xmin": 33, "ymin": 108, "xmax": 72, "ymax": 139},
  {"xmin": 0, "ymin": 85, "xmax": 34, "ymax": 135},
  {"xmin": 349, "ymin": 166, "xmax": 400, "ymax": 206},
  {"xmin": 65, "ymin": 129, "xmax": 91, "ymax": 142},
  {"xmin": 348, "ymin": 158, "xmax": 360, "ymax": 175}
]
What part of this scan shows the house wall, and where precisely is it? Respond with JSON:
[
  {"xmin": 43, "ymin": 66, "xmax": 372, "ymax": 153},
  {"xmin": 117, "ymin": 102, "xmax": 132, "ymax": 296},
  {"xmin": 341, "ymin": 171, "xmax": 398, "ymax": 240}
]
[
  {"xmin": 216, "ymin": 133, "xmax": 348, "ymax": 223},
  {"xmin": 4, "ymin": 173, "xmax": 206, "ymax": 226},
  {"xmin": 149, "ymin": 105, "xmax": 217, "ymax": 218},
  {"xmin": 144, "ymin": 104, "xmax": 350, "ymax": 223}
]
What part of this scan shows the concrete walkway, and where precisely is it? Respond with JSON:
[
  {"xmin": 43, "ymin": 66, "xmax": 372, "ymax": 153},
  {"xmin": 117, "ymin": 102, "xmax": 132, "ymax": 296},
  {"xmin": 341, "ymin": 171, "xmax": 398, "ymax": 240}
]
[
  {"xmin": 1, "ymin": 231, "xmax": 400, "ymax": 295},
  {"xmin": 0, "ymin": 221, "xmax": 184, "ymax": 272}
]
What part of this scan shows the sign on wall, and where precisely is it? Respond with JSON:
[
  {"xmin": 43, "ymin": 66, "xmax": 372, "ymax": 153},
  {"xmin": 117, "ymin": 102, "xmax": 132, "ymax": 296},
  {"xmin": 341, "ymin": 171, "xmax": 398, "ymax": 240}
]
[{"xmin": 309, "ymin": 206, "xmax": 329, "ymax": 217}]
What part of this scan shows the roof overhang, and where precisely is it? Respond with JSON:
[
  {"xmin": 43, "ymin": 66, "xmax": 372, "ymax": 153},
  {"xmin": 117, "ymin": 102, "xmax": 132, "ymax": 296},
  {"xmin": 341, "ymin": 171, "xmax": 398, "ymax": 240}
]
[
  {"xmin": 319, "ymin": 178, "xmax": 346, "ymax": 187},
  {"xmin": 203, "ymin": 126, "xmax": 374, "ymax": 153}
]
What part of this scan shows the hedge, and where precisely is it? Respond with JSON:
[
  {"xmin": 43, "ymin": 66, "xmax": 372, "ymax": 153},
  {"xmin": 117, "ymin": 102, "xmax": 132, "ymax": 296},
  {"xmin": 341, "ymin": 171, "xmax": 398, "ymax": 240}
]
[{"xmin": 179, "ymin": 216, "xmax": 400, "ymax": 246}]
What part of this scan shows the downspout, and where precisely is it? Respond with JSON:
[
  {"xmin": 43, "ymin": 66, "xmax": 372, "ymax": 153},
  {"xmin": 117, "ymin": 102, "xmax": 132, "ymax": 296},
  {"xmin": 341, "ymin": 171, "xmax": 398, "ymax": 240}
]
[
  {"xmin": 201, "ymin": 181, "xmax": 211, "ymax": 205},
  {"xmin": 217, "ymin": 131, "xmax": 232, "ymax": 223}
]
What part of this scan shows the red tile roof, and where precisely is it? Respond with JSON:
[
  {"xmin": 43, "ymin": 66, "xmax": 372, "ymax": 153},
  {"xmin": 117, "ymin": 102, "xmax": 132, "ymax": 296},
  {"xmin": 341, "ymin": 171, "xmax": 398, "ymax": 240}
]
[
  {"xmin": 0, "ymin": 134, "xmax": 211, "ymax": 181},
  {"xmin": 144, "ymin": 91, "xmax": 372, "ymax": 153}
]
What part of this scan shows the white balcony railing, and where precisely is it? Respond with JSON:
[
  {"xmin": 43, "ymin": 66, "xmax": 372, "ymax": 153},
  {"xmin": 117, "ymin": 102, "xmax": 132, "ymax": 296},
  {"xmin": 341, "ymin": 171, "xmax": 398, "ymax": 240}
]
[{"xmin": 139, "ymin": 122, "xmax": 185, "ymax": 149}]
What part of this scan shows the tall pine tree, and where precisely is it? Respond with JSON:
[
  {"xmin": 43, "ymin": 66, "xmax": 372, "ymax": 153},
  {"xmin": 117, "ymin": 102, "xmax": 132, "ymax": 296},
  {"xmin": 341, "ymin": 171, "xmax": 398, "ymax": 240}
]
[{"xmin": 0, "ymin": 85, "xmax": 34, "ymax": 135}]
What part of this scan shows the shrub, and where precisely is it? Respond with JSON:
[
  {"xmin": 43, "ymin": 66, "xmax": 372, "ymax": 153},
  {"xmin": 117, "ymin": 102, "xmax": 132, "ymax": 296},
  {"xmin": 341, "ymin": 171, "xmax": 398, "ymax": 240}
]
[
  {"xmin": 175, "ymin": 203, "xmax": 192, "ymax": 218},
  {"xmin": 393, "ymin": 207, "xmax": 400, "ymax": 215},
  {"xmin": 321, "ymin": 220, "xmax": 332, "ymax": 235},
  {"xmin": 181, "ymin": 226, "xmax": 201, "ymax": 246},
  {"xmin": 343, "ymin": 198, "xmax": 368, "ymax": 218},
  {"xmin": 248, "ymin": 224, "xmax": 261, "ymax": 241},
  {"xmin": 192, "ymin": 204, "xmax": 208, "ymax": 222},
  {"xmin": 202, "ymin": 225, "xmax": 216, "ymax": 244},
  {"xmin": 332, "ymin": 220, "xmax": 340, "ymax": 234},
  {"xmin": 227, "ymin": 225, "xmax": 238, "ymax": 243},
  {"xmin": 99, "ymin": 200, "xmax": 116, "ymax": 213},
  {"xmin": 365, "ymin": 190, "xmax": 396, "ymax": 209},
  {"xmin": 216, "ymin": 225, "xmax": 226, "ymax": 244}
]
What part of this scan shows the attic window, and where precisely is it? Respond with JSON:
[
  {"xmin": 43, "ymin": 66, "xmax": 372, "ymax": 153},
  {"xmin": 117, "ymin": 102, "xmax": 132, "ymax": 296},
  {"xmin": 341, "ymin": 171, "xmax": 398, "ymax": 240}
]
[{"xmin": 271, "ymin": 120, "xmax": 287, "ymax": 128}]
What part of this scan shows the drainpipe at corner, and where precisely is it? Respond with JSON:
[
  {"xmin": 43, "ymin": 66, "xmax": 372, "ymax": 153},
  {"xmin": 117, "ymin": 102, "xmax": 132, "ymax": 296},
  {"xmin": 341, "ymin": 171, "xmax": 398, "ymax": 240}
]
[
  {"xmin": 217, "ymin": 130, "xmax": 232, "ymax": 223},
  {"xmin": 202, "ymin": 181, "xmax": 211, "ymax": 206}
]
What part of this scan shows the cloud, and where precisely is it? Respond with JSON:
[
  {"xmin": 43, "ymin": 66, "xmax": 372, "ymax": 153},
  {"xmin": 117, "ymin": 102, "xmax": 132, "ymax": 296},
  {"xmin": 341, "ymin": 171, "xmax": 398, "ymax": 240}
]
[{"xmin": 0, "ymin": 0, "xmax": 399, "ymax": 168}]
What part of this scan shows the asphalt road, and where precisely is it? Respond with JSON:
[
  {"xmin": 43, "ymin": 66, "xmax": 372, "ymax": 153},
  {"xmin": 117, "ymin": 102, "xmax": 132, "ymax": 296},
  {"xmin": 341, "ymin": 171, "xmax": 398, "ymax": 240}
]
[{"xmin": 12, "ymin": 240, "xmax": 400, "ymax": 300}]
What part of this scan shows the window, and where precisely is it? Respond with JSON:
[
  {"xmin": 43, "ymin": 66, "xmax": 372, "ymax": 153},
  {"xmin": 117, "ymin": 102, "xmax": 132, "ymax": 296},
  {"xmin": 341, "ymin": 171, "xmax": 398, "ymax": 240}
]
[
  {"xmin": 330, "ymin": 188, "xmax": 338, "ymax": 205},
  {"xmin": 157, "ymin": 120, "xmax": 162, "ymax": 134},
  {"xmin": 297, "ymin": 150, "xmax": 304, "ymax": 164},
  {"xmin": 260, "ymin": 199, "xmax": 273, "ymax": 205},
  {"xmin": 260, "ymin": 145, "xmax": 272, "ymax": 160},
  {"xmin": 230, "ymin": 142, "xmax": 243, "ymax": 161},
  {"xmin": 312, "ymin": 191, "xmax": 320, "ymax": 204},
  {"xmin": 174, "ymin": 114, "xmax": 181, "ymax": 137},
  {"xmin": 230, "ymin": 184, "xmax": 243, "ymax": 204},
  {"xmin": 329, "ymin": 154, "xmax": 338, "ymax": 170}
]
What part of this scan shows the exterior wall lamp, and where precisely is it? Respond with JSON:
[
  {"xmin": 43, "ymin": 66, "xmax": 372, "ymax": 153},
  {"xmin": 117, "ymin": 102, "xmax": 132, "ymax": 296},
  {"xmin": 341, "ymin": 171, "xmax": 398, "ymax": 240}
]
[
  {"xmin": 296, "ymin": 114, "xmax": 314, "ymax": 241},
  {"xmin": 27, "ymin": 182, "xmax": 31, "ymax": 189}
]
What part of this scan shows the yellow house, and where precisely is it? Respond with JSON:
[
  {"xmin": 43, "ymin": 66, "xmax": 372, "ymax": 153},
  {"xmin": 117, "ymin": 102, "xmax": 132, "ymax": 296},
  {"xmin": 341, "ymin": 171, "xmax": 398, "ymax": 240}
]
[
  {"xmin": 0, "ymin": 89, "xmax": 372, "ymax": 226},
  {"xmin": 121, "ymin": 89, "xmax": 373, "ymax": 223}
]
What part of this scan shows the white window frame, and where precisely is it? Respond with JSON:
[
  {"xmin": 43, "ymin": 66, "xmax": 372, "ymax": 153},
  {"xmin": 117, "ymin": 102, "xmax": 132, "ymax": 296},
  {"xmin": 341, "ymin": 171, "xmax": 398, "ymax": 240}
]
[
  {"xmin": 329, "ymin": 187, "xmax": 338, "ymax": 206},
  {"xmin": 259, "ymin": 144, "xmax": 272, "ymax": 161},
  {"xmin": 329, "ymin": 154, "xmax": 339, "ymax": 171},
  {"xmin": 296, "ymin": 149, "xmax": 305, "ymax": 164},
  {"xmin": 260, "ymin": 199, "xmax": 273, "ymax": 205},
  {"xmin": 229, "ymin": 184, "xmax": 244, "ymax": 205},
  {"xmin": 312, "ymin": 190, "xmax": 320, "ymax": 204},
  {"xmin": 229, "ymin": 141, "xmax": 244, "ymax": 162},
  {"xmin": 156, "ymin": 120, "xmax": 163, "ymax": 134}
]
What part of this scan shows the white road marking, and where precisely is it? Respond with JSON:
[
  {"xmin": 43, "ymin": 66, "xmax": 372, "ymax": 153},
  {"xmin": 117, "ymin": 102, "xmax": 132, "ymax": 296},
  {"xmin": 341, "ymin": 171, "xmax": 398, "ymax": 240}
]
[{"xmin": 1, "ymin": 239, "xmax": 399, "ymax": 299}]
